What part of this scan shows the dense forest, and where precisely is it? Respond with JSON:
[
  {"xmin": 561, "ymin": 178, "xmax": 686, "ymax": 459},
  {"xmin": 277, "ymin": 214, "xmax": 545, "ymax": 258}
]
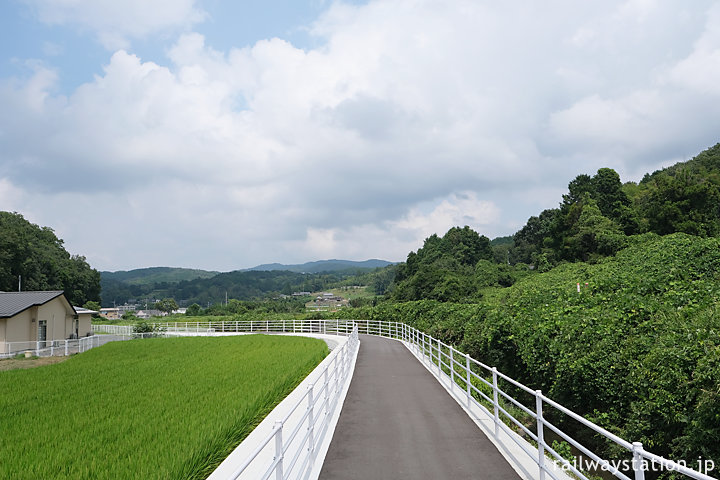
[{"xmin": 0, "ymin": 212, "xmax": 101, "ymax": 306}]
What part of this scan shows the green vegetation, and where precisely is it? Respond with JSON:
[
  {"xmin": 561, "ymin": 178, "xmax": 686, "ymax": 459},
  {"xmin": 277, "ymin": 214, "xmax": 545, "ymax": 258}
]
[
  {"xmin": 511, "ymin": 143, "xmax": 720, "ymax": 266},
  {"xmin": 100, "ymin": 267, "xmax": 220, "ymax": 286},
  {"xmin": 5, "ymin": 141, "xmax": 720, "ymax": 476},
  {"xmin": 247, "ymin": 259, "xmax": 393, "ymax": 273},
  {"xmin": 100, "ymin": 268, "xmax": 392, "ymax": 308},
  {"xmin": 0, "ymin": 211, "xmax": 101, "ymax": 305},
  {"xmin": 324, "ymin": 234, "xmax": 720, "ymax": 469},
  {"xmin": 0, "ymin": 335, "xmax": 328, "ymax": 479},
  {"xmin": 321, "ymin": 143, "xmax": 720, "ymax": 471}
]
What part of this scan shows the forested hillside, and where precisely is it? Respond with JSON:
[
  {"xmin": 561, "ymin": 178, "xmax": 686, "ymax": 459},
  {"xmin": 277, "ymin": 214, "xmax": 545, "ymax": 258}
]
[
  {"xmin": 386, "ymin": 143, "xmax": 720, "ymax": 302},
  {"xmin": 0, "ymin": 212, "xmax": 101, "ymax": 306},
  {"xmin": 100, "ymin": 268, "xmax": 384, "ymax": 307},
  {"xmin": 512, "ymin": 143, "xmax": 720, "ymax": 266},
  {"xmin": 246, "ymin": 259, "xmax": 393, "ymax": 273},
  {"xmin": 101, "ymin": 267, "xmax": 219, "ymax": 286},
  {"xmin": 322, "ymin": 143, "xmax": 720, "ymax": 469}
]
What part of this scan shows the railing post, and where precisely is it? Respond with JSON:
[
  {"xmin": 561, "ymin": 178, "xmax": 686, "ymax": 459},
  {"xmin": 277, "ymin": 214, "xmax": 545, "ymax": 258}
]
[
  {"xmin": 492, "ymin": 367, "xmax": 500, "ymax": 436},
  {"xmin": 324, "ymin": 367, "xmax": 330, "ymax": 416},
  {"xmin": 450, "ymin": 348, "xmax": 455, "ymax": 392},
  {"xmin": 308, "ymin": 385, "xmax": 315, "ymax": 465},
  {"xmin": 466, "ymin": 354, "xmax": 471, "ymax": 409},
  {"xmin": 632, "ymin": 442, "xmax": 646, "ymax": 480},
  {"xmin": 436, "ymin": 338, "xmax": 441, "ymax": 377},
  {"xmin": 334, "ymin": 355, "xmax": 340, "ymax": 395},
  {"xmin": 536, "ymin": 390, "xmax": 545, "ymax": 480},
  {"xmin": 274, "ymin": 421, "xmax": 284, "ymax": 480}
]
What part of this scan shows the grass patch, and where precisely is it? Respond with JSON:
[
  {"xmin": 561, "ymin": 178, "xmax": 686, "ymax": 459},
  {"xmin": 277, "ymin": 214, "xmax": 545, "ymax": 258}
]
[{"xmin": 0, "ymin": 335, "xmax": 328, "ymax": 479}]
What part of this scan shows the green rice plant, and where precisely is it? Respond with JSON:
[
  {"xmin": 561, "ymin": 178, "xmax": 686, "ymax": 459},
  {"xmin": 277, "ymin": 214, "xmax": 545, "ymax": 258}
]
[{"xmin": 0, "ymin": 335, "xmax": 328, "ymax": 479}]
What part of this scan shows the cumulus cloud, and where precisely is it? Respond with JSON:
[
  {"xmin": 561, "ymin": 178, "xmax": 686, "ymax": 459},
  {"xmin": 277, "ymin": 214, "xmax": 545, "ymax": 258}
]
[
  {"xmin": 21, "ymin": 0, "xmax": 206, "ymax": 49},
  {"xmin": 667, "ymin": 3, "xmax": 720, "ymax": 95},
  {"xmin": 2, "ymin": 0, "xmax": 720, "ymax": 270}
]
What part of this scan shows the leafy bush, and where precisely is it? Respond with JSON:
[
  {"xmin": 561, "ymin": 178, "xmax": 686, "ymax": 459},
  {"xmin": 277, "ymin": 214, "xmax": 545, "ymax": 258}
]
[
  {"xmin": 133, "ymin": 320, "xmax": 161, "ymax": 334},
  {"xmin": 343, "ymin": 233, "xmax": 720, "ymax": 469}
]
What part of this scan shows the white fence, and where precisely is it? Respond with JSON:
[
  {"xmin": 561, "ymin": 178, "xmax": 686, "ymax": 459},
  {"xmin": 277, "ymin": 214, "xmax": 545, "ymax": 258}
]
[
  {"xmin": 59, "ymin": 319, "xmax": 719, "ymax": 480},
  {"xmin": 0, "ymin": 336, "xmax": 98, "ymax": 358},
  {"xmin": 92, "ymin": 324, "xmax": 134, "ymax": 335},
  {"xmin": 209, "ymin": 323, "xmax": 359, "ymax": 480},
  {"xmin": 141, "ymin": 319, "xmax": 715, "ymax": 480},
  {"xmin": 400, "ymin": 323, "xmax": 716, "ymax": 480},
  {"xmin": 1, "ymin": 332, "xmax": 167, "ymax": 359}
]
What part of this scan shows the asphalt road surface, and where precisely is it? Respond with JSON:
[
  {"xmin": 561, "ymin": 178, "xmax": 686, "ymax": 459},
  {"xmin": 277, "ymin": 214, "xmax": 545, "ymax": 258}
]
[{"xmin": 319, "ymin": 335, "xmax": 521, "ymax": 479}]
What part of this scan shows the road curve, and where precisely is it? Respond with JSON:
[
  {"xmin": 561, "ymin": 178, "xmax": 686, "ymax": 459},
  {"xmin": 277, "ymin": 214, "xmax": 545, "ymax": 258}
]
[{"xmin": 319, "ymin": 334, "xmax": 521, "ymax": 479}]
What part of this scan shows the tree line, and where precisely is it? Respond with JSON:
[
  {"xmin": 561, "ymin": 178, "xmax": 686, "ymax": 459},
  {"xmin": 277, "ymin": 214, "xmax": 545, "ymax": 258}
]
[{"xmin": 0, "ymin": 212, "xmax": 100, "ymax": 306}]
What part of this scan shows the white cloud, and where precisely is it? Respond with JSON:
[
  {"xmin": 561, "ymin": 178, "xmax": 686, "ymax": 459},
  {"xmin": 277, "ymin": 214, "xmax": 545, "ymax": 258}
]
[
  {"xmin": 22, "ymin": 0, "xmax": 206, "ymax": 49},
  {"xmin": 2, "ymin": 0, "xmax": 720, "ymax": 270},
  {"xmin": 390, "ymin": 192, "xmax": 500, "ymax": 240},
  {"xmin": 667, "ymin": 4, "xmax": 720, "ymax": 95},
  {"xmin": 294, "ymin": 192, "xmax": 501, "ymax": 262}
]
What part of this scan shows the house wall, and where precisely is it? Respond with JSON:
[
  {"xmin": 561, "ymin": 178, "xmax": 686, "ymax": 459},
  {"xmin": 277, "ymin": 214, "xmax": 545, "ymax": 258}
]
[
  {"xmin": 77, "ymin": 313, "xmax": 92, "ymax": 337},
  {"xmin": 3, "ymin": 298, "xmax": 74, "ymax": 346},
  {"xmin": 0, "ymin": 319, "xmax": 6, "ymax": 353},
  {"xmin": 4, "ymin": 308, "xmax": 34, "ymax": 344},
  {"xmin": 37, "ymin": 299, "xmax": 73, "ymax": 342}
]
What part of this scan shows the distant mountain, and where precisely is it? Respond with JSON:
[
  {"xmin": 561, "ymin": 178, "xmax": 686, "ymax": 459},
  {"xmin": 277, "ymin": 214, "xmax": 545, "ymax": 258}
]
[
  {"xmin": 101, "ymin": 267, "xmax": 219, "ymax": 286},
  {"xmin": 246, "ymin": 259, "xmax": 394, "ymax": 273}
]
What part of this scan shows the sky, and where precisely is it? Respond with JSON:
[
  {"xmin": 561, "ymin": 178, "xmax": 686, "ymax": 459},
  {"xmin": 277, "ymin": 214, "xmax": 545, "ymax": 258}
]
[{"xmin": 1, "ymin": 0, "xmax": 719, "ymax": 272}]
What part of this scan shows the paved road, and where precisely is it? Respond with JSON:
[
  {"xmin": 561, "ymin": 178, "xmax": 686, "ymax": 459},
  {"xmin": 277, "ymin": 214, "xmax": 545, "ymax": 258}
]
[{"xmin": 319, "ymin": 335, "xmax": 521, "ymax": 479}]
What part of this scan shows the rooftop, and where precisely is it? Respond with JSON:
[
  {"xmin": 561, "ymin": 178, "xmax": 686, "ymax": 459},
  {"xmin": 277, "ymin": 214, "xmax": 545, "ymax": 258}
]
[{"xmin": 0, "ymin": 291, "xmax": 70, "ymax": 318}]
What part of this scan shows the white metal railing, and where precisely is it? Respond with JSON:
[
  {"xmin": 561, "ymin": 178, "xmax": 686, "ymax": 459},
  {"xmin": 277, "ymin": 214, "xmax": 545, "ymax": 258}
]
[
  {"xmin": 397, "ymin": 323, "xmax": 717, "ymax": 480},
  {"xmin": 0, "ymin": 337, "xmax": 95, "ymax": 358},
  {"xmin": 92, "ymin": 324, "xmax": 134, "ymax": 334},
  {"xmin": 144, "ymin": 318, "xmax": 715, "ymax": 479},
  {"xmin": 67, "ymin": 319, "xmax": 718, "ymax": 479},
  {"xmin": 149, "ymin": 319, "xmax": 363, "ymax": 336},
  {"xmin": 213, "ymin": 322, "xmax": 360, "ymax": 480},
  {"xmin": 1, "ymin": 332, "xmax": 170, "ymax": 359}
]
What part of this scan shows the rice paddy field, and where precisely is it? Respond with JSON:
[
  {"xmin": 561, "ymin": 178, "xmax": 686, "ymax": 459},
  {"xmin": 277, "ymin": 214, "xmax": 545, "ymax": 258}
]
[{"xmin": 0, "ymin": 334, "xmax": 328, "ymax": 479}]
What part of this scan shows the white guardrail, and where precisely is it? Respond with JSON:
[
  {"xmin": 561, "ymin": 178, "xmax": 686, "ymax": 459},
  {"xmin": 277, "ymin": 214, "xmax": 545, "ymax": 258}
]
[
  {"xmin": 86, "ymin": 320, "xmax": 718, "ymax": 480},
  {"xmin": 0, "ymin": 334, "xmax": 132, "ymax": 358},
  {"xmin": 209, "ymin": 322, "xmax": 359, "ymax": 480}
]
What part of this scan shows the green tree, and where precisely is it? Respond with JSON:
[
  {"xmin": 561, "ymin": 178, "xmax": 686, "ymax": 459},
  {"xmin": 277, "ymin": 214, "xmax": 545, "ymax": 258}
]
[
  {"xmin": 566, "ymin": 199, "xmax": 627, "ymax": 261},
  {"xmin": 643, "ymin": 170, "xmax": 720, "ymax": 236},
  {"xmin": 186, "ymin": 303, "xmax": 202, "ymax": 316},
  {"xmin": 0, "ymin": 211, "xmax": 101, "ymax": 305},
  {"xmin": 511, "ymin": 209, "xmax": 558, "ymax": 264},
  {"xmin": 155, "ymin": 298, "xmax": 179, "ymax": 315}
]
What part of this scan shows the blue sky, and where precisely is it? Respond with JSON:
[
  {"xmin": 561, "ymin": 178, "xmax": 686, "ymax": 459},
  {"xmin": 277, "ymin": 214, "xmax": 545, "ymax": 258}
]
[
  {"xmin": 0, "ymin": 1, "xmax": 352, "ymax": 93},
  {"xmin": 1, "ymin": 1, "xmax": 719, "ymax": 271}
]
